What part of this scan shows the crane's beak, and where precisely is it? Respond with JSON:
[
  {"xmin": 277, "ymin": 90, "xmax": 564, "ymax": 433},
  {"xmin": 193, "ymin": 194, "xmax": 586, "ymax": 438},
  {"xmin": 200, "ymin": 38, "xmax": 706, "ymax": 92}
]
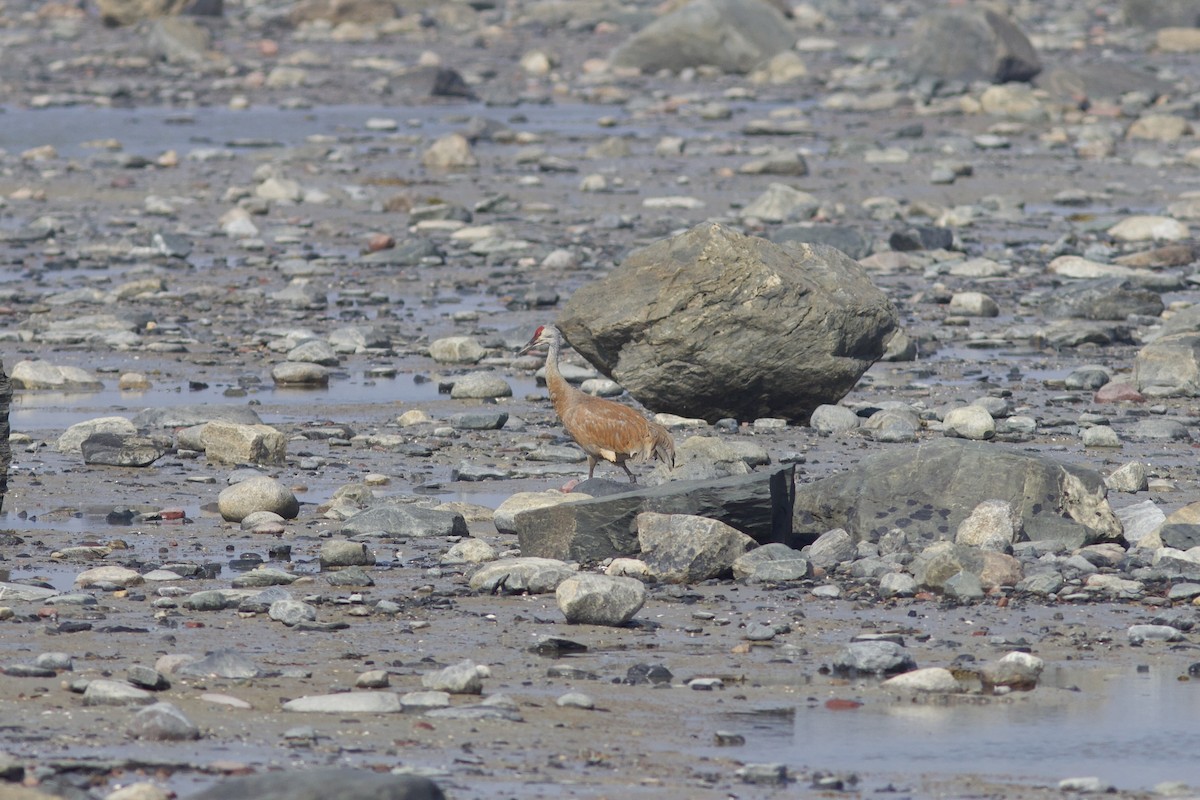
[{"xmin": 518, "ymin": 334, "xmax": 545, "ymax": 356}]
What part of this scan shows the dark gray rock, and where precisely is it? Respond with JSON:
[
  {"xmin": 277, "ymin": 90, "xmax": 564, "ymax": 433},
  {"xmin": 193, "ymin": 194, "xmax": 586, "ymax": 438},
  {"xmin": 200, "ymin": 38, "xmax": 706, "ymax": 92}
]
[
  {"xmin": 127, "ymin": 702, "xmax": 199, "ymax": 740},
  {"xmin": 771, "ymin": 225, "xmax": 871, "ymax": 260},
  {"xmin": 448, "ymin": 411, "xmax": 508, "ymax": 430},
  {"xmin": 339, "ymin": 505, "xmax": 468, "ymax": 539},
  {"xmin": 127, "ymin": 665, "xmax": 170, "ymax": 690},
  {"xmin": 832, "ymin": 641, "xmax": 916, "ymax": 676},
  {"xmin": 793, "ymin": 439, "xmax": 1121, "ymax": 547},
  {"xmin": 393, "ymin": 66, "xmax": 474, "ymax": 101},
  {"xmin": 1121, "ymin": 0, "xmax": 1200, "ymax": 28},
  {"xmin": 1064, "ymin": 367, "xmax": 1112, "ymax": 390},
  {"xmin": 359, "ymin": 237, "xmax": 443, "ymax": 267},
  {"xmin": 888, "ymin": 225, "xmax": 954, "ymax": 252},
  {"xmin": 1160, "ymin": 524, "xmax": 1200, "ymax": 551},
  {"xmin": 516, "ymin": 465, "xmax": 796, "ymax": 562},
  {"xmin": 1040, "ymin": 279, "xmax": 1164, "ymax": 321},
  {"xmin": 176, "ymin": 649, "xmax": 263, "ymax": 679},
  {"xmin": 81, "ymin": 432, "xmax": 172, "ymax": 467},
  {"xmin": 185, "ymin": 768, "xmax": 445, "ymax": 800},
  {"xmin": 1043, "ymin": 320, "xmax": 1135, "ymax": 349},
  {"xmin": 134, "ymin": 404, "xmax": 263, "ymax": 429},
  {"xmin": 0, "ymin": 360, "xmax": 10, "ymax": 513},
  {"xmin": 905, "ymin": 8, "xmax": 1041, "ymax": 84},
  {"xmin": 609, "ymin": 0, "xmax": 794, "ymax": 74},
  {"xmin": 559, "ymin": 223, "xmax": 897, "ymax": 423},
  {"xmin": 1037, "ymin": 62, "xmax": 1171, "ymax": 105}
]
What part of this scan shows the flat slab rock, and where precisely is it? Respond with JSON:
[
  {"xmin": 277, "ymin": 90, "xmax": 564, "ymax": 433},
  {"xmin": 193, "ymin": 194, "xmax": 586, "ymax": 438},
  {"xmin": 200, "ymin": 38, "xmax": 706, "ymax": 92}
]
[
  {"xmin": 793, "ymin": 439, "xmax": 1121, "ymax": 547},
  {"xmin": 515, "ymin": 465, "xmax": 795, "ymax": 562}
]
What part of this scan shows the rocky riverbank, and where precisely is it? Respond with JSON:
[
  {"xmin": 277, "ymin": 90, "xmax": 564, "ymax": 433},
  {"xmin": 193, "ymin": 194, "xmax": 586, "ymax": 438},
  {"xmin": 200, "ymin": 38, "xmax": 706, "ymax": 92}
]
[{"xmin": 3, "ymin": 0, "xmax": 1200, "ymax": 798}]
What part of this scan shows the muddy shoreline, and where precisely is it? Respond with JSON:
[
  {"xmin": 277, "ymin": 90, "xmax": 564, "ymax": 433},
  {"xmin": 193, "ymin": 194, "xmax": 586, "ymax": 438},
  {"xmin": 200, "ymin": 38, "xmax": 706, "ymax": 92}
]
[{"xmin": 3, "ymin": 1, "xmax": 1200, "ymax": 798}]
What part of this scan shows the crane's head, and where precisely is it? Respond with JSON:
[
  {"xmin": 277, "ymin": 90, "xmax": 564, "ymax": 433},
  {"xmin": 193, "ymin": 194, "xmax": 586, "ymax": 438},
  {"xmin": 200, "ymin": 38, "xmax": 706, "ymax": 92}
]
[{"xmin": 518, "ymin": 324, "xmax": 558, "ymax": 355}]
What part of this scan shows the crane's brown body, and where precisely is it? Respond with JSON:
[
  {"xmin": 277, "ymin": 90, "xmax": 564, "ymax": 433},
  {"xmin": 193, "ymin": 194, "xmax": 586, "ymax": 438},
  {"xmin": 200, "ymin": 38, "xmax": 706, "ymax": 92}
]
[{"xmin": 520, "ymin": 325, "xmax": 675, "ymax": 483}]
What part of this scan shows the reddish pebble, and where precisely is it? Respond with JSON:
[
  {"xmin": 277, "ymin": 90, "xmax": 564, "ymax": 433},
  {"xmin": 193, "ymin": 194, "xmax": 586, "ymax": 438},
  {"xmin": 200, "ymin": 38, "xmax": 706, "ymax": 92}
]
[
  {"xmin": 1094, "ymin": 381, "xmax": 1144, "ymax": 404},
  {"xmin": 258, "ymin": 39, "xmax": 278, "ymax": 57},
  {"xmin": 184, "ymin": 621, "xmax": 205, "ymax": 629},
  {"xmin": 160, "ymin": 508, "xmax": 186, "ymax": 521},
  {"xmin": 825, "ymin": 698, "xmax": 862, "ymax": 711},
  {"xmin": 367, "ymin": 233, "xmax": 395, "ymax": 253}
]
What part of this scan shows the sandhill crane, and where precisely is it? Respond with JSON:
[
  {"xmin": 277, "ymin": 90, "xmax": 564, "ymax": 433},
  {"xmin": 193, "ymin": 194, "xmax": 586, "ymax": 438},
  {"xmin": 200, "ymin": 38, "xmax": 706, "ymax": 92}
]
[{"xmin": 519, "ymin": 324, "xmax": 675, "ymax": 483}]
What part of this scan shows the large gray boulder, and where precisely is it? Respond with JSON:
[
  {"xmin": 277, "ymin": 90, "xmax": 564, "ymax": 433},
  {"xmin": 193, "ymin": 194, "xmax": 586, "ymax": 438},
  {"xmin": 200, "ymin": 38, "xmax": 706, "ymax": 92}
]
[
  {"xmin": 609, "ymin": 0, "xmax": 794, "ymax": 75},
  {"xmin": 516, "ymin": 465, "xmax": 796, "ymax": 563},
  {"xmin": 793, "ymin": 439, "xmax": 1121, "ymax": 547},
  {"xmin": 1039, "ymin": 279, "xmax": 1164, "ymax": 321},
  {"xmin": 558, "ymin": 223, "xmax": 897, "ymax": 424},
  {"xmin": 904, "ymin": 8, "xmax": 1041, "ymax": 84}
]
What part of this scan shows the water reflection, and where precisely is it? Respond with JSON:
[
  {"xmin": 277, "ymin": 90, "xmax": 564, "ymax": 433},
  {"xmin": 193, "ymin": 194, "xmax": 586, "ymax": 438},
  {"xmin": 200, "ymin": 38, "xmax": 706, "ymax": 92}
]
[{"xmin": 721, "ymin": 666, "xmax": 1200, "ymax": 790}]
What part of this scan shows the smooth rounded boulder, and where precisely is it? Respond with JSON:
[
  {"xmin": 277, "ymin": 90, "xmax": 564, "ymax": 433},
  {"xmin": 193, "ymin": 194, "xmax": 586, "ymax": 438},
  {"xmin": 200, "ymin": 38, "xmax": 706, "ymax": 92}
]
[
  {"xmin": 218, "ymin": 476, "xmax": 299, "ymax": 522},
  {"xmin": 558, "ymin": 223, "xmax": 897, "ymax": 424}
]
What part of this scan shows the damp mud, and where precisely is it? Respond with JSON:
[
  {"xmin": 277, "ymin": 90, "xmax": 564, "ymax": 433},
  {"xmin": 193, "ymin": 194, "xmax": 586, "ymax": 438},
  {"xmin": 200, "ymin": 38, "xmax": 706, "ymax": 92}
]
[{"xmin": 3, "ymin": 2, "xmax": 1200, "ymax": 798}]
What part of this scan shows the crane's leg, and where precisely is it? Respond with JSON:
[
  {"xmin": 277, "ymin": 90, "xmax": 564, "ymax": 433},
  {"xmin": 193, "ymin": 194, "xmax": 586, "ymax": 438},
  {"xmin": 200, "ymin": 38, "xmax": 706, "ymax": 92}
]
[
  {"xmin": 587, "ymin": 456, "xmax": 597, "ymax": 480},
  {"xmin": 621, "ymin": 461, "xmax": 637, "ymax": 483}
]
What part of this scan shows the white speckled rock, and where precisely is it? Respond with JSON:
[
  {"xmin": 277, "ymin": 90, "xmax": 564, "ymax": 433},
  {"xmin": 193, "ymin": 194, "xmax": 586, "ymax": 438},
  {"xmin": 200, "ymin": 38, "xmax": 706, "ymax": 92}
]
[
  {"xmin": 955, "ymin": 499, "xmax": 1018, "ymax": 551},
  {"xmin": 428, "ymin": 335, "xmax": 485, "ymax": 364},
  {"xmin": 1108, "ymin": 215, "xmax": 1189, "ymax": 242},
  {"xmin": 282, "ymin": 692, "xmax": 403, "ymax": 713},
  {"xmin": 882, "ymin": 667, "xmax": 961, "ymax": 693},
  {"xmin": 556, "ymin": 573, "xmax": 646, "ymax": 626}
]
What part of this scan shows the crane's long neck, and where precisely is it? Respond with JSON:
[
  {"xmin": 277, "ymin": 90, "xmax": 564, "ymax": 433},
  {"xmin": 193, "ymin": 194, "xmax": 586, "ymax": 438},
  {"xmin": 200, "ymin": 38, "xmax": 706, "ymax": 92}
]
[{"xmin": 543, "ymin": 333, "xmax": 575, "ymax": 411}]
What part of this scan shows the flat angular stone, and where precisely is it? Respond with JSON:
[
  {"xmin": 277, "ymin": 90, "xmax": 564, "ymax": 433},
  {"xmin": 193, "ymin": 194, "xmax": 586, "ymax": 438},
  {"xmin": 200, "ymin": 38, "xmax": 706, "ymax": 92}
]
[
  {"xmin": 282, "ymin": 692, "xmax": 403, "ymax": 713},
  {"xmin": 81, "ymin": 433, "xmax": 171, "ymax": 467},
  {"xmin": 516, "ymin": 465, "xmax": 795, "ymax": 562},
  {"xmin": 468, "ymin": 557, "xmax": 578, "ymax": 594},
  {"xmin": 339, "ymin": 505, "xmax": 468, "ymax": 538}
]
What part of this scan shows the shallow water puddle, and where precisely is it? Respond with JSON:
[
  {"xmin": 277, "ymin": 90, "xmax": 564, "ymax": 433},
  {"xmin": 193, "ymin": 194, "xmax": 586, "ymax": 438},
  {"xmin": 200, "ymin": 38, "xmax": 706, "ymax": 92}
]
[
  {"xmin": 9, "ymin": 371, "xmax": 542, "ymax": 434},
  {"xmin": 715, "ymin": 663, "xmax": 1200, "ymax": 790},
  {"xmin": 0, "ymin": 100, "xmax": 799, "ymax": 158}
]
